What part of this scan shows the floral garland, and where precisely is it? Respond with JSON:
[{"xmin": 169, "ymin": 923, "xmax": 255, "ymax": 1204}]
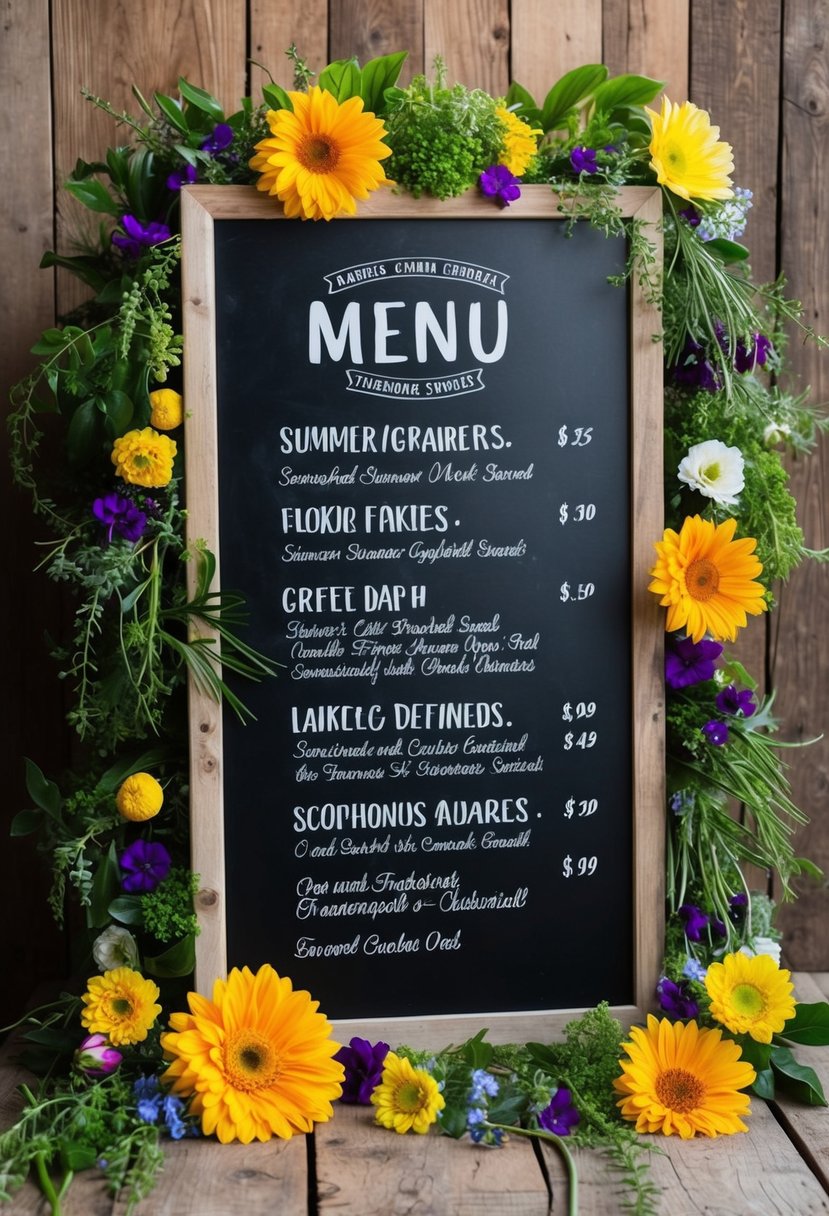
[{"xmin": 4, "ymin": 48, "xmax": 829, "ymax": 1215}]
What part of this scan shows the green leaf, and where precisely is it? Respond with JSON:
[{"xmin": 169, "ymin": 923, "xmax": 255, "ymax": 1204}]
[
  {"xmin": 103, "ymin": 389, "xmax": 133, "ymax": 436},
  {"xmin": 318, "ymin": 58, "xmax": 362, "ymax": 102},
  {"xmin": 777, "ymin": 1001, "xmax": 829, "ymax": 1046},
  {"xmin": 154, "ymin": 91, "xmax": 189, "ymax": 133},
  {"xmin": 124, "ymin": 147, "xmax": 158, "ymax": 223},
  {"xmin": 66, "ymin": 398, "xmax": 100, "ymax": 466},
  {"xmin": 438, "ymin": 1104, "xmax": 469, "ymax": 1139},
  {"xmin": 24, "ymin": 758, "xmax": 61, "ymax": 818},
  {"xmin": 738, "ymin": 1036, "xmax": 774, "ymax": 1097},
  {"xmin": 262, "ymin": 82, "xmax": 293, "ymax": 112},
  {"xmin": 88, "ymin": 842, "xmax": 121, "ymax": 929},
  {"xmin": 59, "ymin": 1142, "xmax": 98, "ymax": 1173},
  {"xmin": 706, "ymin": 238, "xmax": 751, "ymax": 264},
  {"xmin": 178, "ymin": 78, "xmax": 225, "ymax": 121},
  {"xmin": 771, "ymin": 1046, "xmax": 828, "ymax": 1105},
  {"xmin": 541, "ymin": 64, "xmax": 608, "ymax": 132},
  {"xmin": 145, "ymin": 933, "xmax": 196, "ymax": 978},
  {"xmin": 105, "ymin": 146, "xmax": 131, "ymax": 189},
  {"xmin": 525, "ymin": 1041, "xmax": 558, "ymax": 1072},
  {"xmin": 10, "ymin": 808, "xmax": 42, "ymax": 836},
  {"xmin": 460, "ymin": 1028, "xmax": 494, "ymax": 1070},
  {"xmin": 751, "ymin": 1065, "xmax": 776, "ymax": 1100},
  {"xmin": 38, "ymin": 250, "xmax": 110, "ymax": 292},
  {"xmin": 108, "ymin": 894, "xmax": 145, "ymax": 926},
  {"xmin": 505, "ymin": 80, "xmax": 538, "ymax": 114},
  {"xmin": 360, "ymin": 51, "xmax": 408, "ymax": 114},
  {"xmin": 64, "ymin": 178, "xmax": 120, "ymax": 216},
  {"xmin": 97, "ymin": 746, "xmax": 176, "ymax": 794},
  {"xmin": 592, "ymin": 74, "xmax": 664, "ymax": 112}
]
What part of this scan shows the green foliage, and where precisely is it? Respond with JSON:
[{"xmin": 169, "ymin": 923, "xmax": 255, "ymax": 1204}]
[{"xmin": 140, "ymin": 867, "xmax": 199, "ymax": 944}]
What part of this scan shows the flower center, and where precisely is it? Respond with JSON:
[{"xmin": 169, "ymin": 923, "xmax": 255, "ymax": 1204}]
[
  {"xmin": 394, "ymin": 1080, "xmax": 427, "ymax": 1114},
  {"xmin": 732, "ymin": 983, "xmax": 766, "ymax": 1017},
  {"xmin": 655, "ymin": 1067, "xmax": 705, "ymax": 1113},
  {"xmin": 298, "ymin": 134, "xmax": 340, "ymax": 174},
  {"xmin": 701, "ymin": 462, "xmax": 721, "ymax": 483},
  {"xmin": 133, "ymin": 454, "xmax": 150, "ymax": 468},
  {"xmin": 666, "ymin": 142, "xmax": 687, "ymax": 173},
  {"xmin": 111, "ymin": 998, "xmax": 133, "ymax": 1016},
  {"xmin": 685, "ymin": 557, "xmax": 720, "ymax": 602},
  {"xmin": 224, "ymin": 1028, "xmax": 281, "ymax": 1092}
]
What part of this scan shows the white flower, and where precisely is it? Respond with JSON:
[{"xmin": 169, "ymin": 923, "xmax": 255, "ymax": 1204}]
[
  {"xmin": 740, "ymin": 936, "xmax": 782, "ymax": 966},
  {"xmin": 677, "ymin": 439, "xmax": 745, "ymax": 506},
  {"xmin": 92, "ymin": 925, "xmax": 140, "ymax": 971},
  {"xmin": 763, "ymin": 421, "xmax": 791, "ymax": 448}
]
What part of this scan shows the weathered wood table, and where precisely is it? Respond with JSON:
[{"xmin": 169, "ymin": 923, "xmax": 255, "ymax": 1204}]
[{"xmin": 3, "ymin": 974, "xmax": 829, "ymax": 1215}]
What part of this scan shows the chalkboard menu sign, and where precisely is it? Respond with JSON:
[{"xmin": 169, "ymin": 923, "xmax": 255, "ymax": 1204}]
[{"xmin": 182, "ymin": 186, "xmax": 665, "ymax": 1043}]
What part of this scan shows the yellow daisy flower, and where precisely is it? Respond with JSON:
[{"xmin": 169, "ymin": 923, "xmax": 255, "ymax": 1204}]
[
  {"xmin": 116, "ymin": 772, "xmax": 164, "ymax": 822},
  {"xmin": 705, "ymin": 952, "xmax": 796, "ymax": 1043},
  {"xmin": 370, "ymin": 1051, "xmax": 445, "ymax": 1134},
  {"xmin": 250, "ymin": 86, "xmax": 392, "ymax": 221},
  {"xmin": 648, "ymin": 514, "xmax": 766, "ymax": 643},
  {"xmin": 646, "ymin": 97, "xmax": 734, "ymax": 201},
  {"xmin": 149, "ymin": 388, "xmax": 183, "ymax": 431},
  {"xmin": 614, "ymin": 1015, "xmax": 755, "ymax": 1138},
  {"xmin": 496, "ymin": 105, "xmax": 542, "ymax": 177},
  {"xmin": 81, "ymin": 967, "xmax": 162, "ymax": 1045},
  {"xmin": 161, "ymin": 964, "xmax": 343, "ymax": 1144},
  {"xmin": 111, "ymin": 427, "xmax": 177, "ymax": 488}
]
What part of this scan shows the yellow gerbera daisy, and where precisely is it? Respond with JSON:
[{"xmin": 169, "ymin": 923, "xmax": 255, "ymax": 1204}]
[
  {"xmin": 81, "ymin": 967, "xmax": 162, "ymax": 1046},
  {"xmin": 705, "ymin": 952, "xmax": 796, "ymax": 1043},
  {"xmin": 614, "ymin": 1015, "xmax": 755, "ymax": 1138},
  {"xmin": 250, "ymin": 86, "xmax": 392, "ymax": 221},
  {"xmin": 496, "ymin": 105, "xmax": 542, "ymax": 177},
  {"xmin": 111, "ymin": 427, "xmax": 177, "ymax": 488},
  {"xmin": 646, "ymin": 97, "xmax": 734, "ymax": 201},
  {"xmin": 161, "ymin": 964, "xmax": 343, "ymax": 1144},
  {"xmin": 648, "ymin": 514, "xmax": 766, "ymax": 643},
  {"xmin": 370, "ymin": 1051, "xmax": 445, "ymax": 1134}
]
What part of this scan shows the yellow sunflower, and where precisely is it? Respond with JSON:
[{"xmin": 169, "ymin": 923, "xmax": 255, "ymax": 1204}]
[
  {"xmin": 496, "ymin": 105, "xmax": 542, "ymax": 176},
  {"xmin": 648, "ymin": 514, "xmax": 766, "ymax": 643},
  {"xmin": 161, "ymin": 964, "xmax": 343, "ymax": 1144},
  {"xmin": 705, "ymin": 952, "xmax": 796, "ymax": 1043},
  {"xmin": 646, "ymin": 97, "xmax": 734, "ymax": 201},
  {"xmin": 111, "ymin": 427, "xmax": 177, "ymax": 488},
  {"xmin": 81, "ymin": 967, "xmax": 162, "ymax": 1046},
  {"xmin": 250, "ymin": 86, "xmax": 392, "ymax": 221},
  {"xmin": 614, "ymin": 1015, "xmax": 755, "ymax": 1138},
  {"xmin": 370, "ymin": 1050, "xmax": 445, "ymax": 1134}
]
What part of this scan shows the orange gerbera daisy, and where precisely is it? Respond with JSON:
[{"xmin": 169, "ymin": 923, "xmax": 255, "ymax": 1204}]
[
  {"xmin": 648, "ymin": 515, "xmax": 766, "ymax": 643},
  {"xmin": 250, "ymin": 86, "xmax": 391, "ymax": 221}
]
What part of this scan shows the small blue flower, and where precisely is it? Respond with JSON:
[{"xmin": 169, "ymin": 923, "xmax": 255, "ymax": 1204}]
[{"xmin": 683, "ymin": 957, "xmax": 707, "ymax": 982}]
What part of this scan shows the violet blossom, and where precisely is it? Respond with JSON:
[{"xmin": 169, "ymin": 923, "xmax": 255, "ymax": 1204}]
[
  {"xmin": 334, "ymin": 1036, "xmax": 390, "ymax": 1104},
  {"xmin": 479, "ymin": 164, "xmax": 521, "ymax": 207},
  {"xmin": 678, "ymin": 903, "xmax": 709, "ymax": 942},
  {"xmin": 570, "ymin": 146, "xmax": 598, "ymax": 174},
  {"xmin": 538, "ymin": 1087, "xmax": 580, "ymax": 1136},
  {"xmin": 702, "ymin": 719, "xmax": 729, "ymax": 746},
  {"xmin": 112, "ymin": 215, "xmax": 172, "ymax": 258},
  {"xmin": 672, "ymin": 335, "xmax": 721, "ymax": 391},
  {"xmin": 715, "ymin": 684, "xmax": 757, "ymax": 717},
  {"xmin": 665, "ymin": 636, "xmax": 723, "ymax": 689},
  {"xmin": 92, "ymin": 492, "xmax": 147, "ymax": 543},
  {"xmin": 167, "ymin": 162, "xmax": 198, "ymax": 191},
  {"xmin": 119, "ymin": 839, "xmax": 172, "ymax": 893},
  {"xmin": 200, "ymin": 123, "xmax": 234, "ymax": 155},
  {"xmin": 657, "ymin": 977, "xmax": 700, "ymax": 1019},
  {"xmin": 734, "ymin": 332, "xmax": 772, "ymax": 374}
]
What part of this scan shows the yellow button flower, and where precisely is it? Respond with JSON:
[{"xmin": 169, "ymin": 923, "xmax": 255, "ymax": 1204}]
[
  {"xmin": 116, "ymin": 772, "xmax": 164, "ymax": 821},
  {"xmin": 111, "ymin": 427, "xmax": 177, "ymax": 488},
  {"xmin": 149, "ymin": 387, "xmax": 184, "ymax": 431}
]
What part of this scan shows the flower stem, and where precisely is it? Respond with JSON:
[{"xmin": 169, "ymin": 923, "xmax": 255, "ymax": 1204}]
[
  {"xmin": 487, "ymin": 1122, "xmax": 579, "ymax": 1216},
  {"xmin": 33, "ymin": 1151, "xmax": 62, "ymax": 1216}
]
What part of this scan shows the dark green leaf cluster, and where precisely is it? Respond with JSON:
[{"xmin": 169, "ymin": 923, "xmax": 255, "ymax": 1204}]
[{"xmin": 140, "ymin": 867, "xmax": 199, "ymax": 944}]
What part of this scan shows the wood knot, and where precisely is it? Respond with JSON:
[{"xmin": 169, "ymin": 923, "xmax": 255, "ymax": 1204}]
[
  {"xmin": 197, "ymin": 888, "xmax": 219, "ymax": 909},
  {"xmin": 199, "ymin": 721, "xmax": 210, "ymax": 733}
]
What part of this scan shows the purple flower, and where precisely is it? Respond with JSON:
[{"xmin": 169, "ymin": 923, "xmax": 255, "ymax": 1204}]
[
  {"xmin": 679, "ymin": 903, "xmax": 709, "ymax": 942},
  {"xmin": 166, "ymin": 162, "xmax": 198, "ymax": 191},
  {"xmin": 702, "ymin": 719, "xmax": 729, "ymax": 746},
  {"xmin": 715, "ymin": 684, "xmax": 756, "ymax": 717},
  {"xmin": 120, "ymin": 839, "xmax": 172, "ymax": 893},
  {"xmin": 734, "ymin": 333, "xmax": 772, "ymax": 374},
  {"xmin": 92, "ymin": 492, "xmax": 147, "ymax": 544},
  {"xmin": 672, "ymin": 335, "xmax": 721, "ymax": 392},
  {"xmin": 570, "ymin": 146, "xmax": 598, "ymax": 174},
  {"xmin": 538, "ymin": 1087, "xmax": 580, "ymax": 1136},
  {"xmin": 680, "ymin": 205, "xmax": 701, "ymax": 228},
  {"xmin": 729, "ymin": 892, "xmax": 749, "ymax": 923},
  {"xmin": 112, "ymin": 215, "xmax": 172, "ymax": 258},
  {"xmin": 479, "ymin": 164, "xmax": 521, "ymax": 207},
  {"xmin": 665, "ymin": 636, "xmax": 723, "ymax": 689},
  {"xmin": 670, "ymin": 790, "xmax": 695, "ymax": 815},
  {"xmin": 710, "ymin": 916, "xmax": 727, "ymax": 938},
  {"xmin": 657, "ymin": 977, "xmax": 700, "ymax": 1019},
  {"xmin": 75, "ymin": 1033, "xmax": 122, "ymax": 1077},
  {"xmin": 201, "ymin": 123, "xmax": 234, "ymax": 155},
  {"xmin": 334, "ymin": 1036, "xmax": 390, "ymax": 1104}
]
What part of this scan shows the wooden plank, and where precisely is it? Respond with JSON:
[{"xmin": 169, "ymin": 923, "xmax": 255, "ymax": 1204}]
[
  {"xmin": 772, "ymin": 0, "xmax": 829, "ymax": 968},
  {"xmin": 602, "ymin": 0, "xmax": 689, "ymax": 99},
  {"xmin": 251, "ymin": 0, "xmax": 330, "ymax": 91},
  {"xmin": 330, "ymin": 0, "xmax": 425, "ymax": 81},
  {"xmin": 511, "ymin": 0, "xmax": 602, "ymax": 103},
  {"xmin": 315, "ymin": 1100, "xmax": 550, "ymax": 1214},
  {"xmin": 772, "ymin": 972, "xmax": 829, "ymax": 1193},
  {"xmin": 424, "ymin": 0, "xmax": 510, "ymax": 96}
]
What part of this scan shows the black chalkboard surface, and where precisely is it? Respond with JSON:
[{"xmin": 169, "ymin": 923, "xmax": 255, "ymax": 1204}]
[{"xmin": 182, "ymin": 186, "xmax": 665, "ymax": 1040}]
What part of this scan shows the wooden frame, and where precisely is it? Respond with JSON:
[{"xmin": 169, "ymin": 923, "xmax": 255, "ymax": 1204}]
[{"xmin": 182, "ymin": 184, "xmax": 664, "ymax": 1046}]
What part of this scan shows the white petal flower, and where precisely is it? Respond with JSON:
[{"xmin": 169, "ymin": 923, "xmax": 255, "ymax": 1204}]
[
  {"xmin": 92, "ymin": 925, "xmax": 140, "ymax": 971},
  {"xmin": 740, "ymin": 936, "xmax": 783, "ymax": 966},
  {"xmin": 677, "ymin": 439, "xmax": 745, "ymax": 506},
  {"xmin": 763, "ymin": 421, "xmax": 791, "ymax": 448}
]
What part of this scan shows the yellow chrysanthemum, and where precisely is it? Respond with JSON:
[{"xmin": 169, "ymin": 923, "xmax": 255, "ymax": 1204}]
[
  {"xmin": 116, "ymin": 772, "xmax": 164, "ymax": 822},
  {"xmin": 646, "ymin": 97, "xmax": 734, "ymax": 201},
  {"xmin": 614, "ymin": 1015, "xmax": 755, "ymax": 1138},
  {"xmin": 81, "ymin": 967, "xmax": 161, "ymax": 1046},
  {"xmin": 705, "ymin": 952, "xmax": 796, "ymax": 1043},
  {"xmin": 370, "ymin": 1051, "xmax": 445, "ymax": 1134},
  {"xmin": 648, "ymin": 514, "xmax": 766, "ymax": 643},
  {"xmin": 111, "ymin": 427, "xmax": 177, "ymax": 488},
  {"xmin": 149, "ymin": 388, "xmax": 183, "ymax": 431},
  {"xmin": 161, "ymin": 964, "xmax": 343, "ymax": 1144},
  {"xmin": 496, "ymin": 105, "xmax": 542, "ymax": 177},
  {"xmin": 250, "ymin": 86, "xmax": 392, "ymax": 221}
]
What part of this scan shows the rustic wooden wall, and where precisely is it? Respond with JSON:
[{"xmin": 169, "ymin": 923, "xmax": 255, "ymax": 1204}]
[{"xmin": 2, "ymin": 0, "xmax": 827, "ymax": 1021}]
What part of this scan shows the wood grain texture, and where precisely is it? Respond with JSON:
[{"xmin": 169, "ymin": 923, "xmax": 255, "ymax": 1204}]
[
  {"xmin": 773, "ymin": 973, "xmax": 829, "ymax": 1191},
  {"xmin": 773, "ymin": 0, "xmax": 829, "ymax": 967},
  {"xmin": 601, "ymin": 0, "xmax": 689, "ymax": 99},
  {"xmin": 330, "ymin": 0, "xmax": 425, "ymax": 80},
  {"xmin": 251, "ymin": 0, "xmax": 330, "ymax": 90},
  {"xmin": 511, "ymin": 0, "xmax": 602, "ymax": 102},
  {"xmin": 424, "ymin": 0, "xmax": 510, "ymax": 96}
]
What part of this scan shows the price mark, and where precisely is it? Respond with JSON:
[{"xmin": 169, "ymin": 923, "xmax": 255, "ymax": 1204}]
[
  {"xmin": 560, "ymin": 581, "xmax": 595, "ymax": 603},
  {"xmin": 563, "ymin": 731, "xmax": 598, "ymax": 751},
  {"xmin": 562, "ymin": 855, "xmax": 599, "ymax": 878},
  {"xmin": 558, "ymin": 502, "xmax": 596, "ymax": 526},
  {"xmin": 564, "ymin": 796, "xmax": 599, "ymax": 818},
  {"xmin": 557, "ymin": 425, "xmax": 594, "ymax": 448},
  {"xmin": 562, "ymin": 701, "xmax": 597, "ymax": 722}
]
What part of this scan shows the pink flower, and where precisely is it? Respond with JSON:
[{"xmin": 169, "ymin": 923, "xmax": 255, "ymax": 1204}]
[{"xmin": 75, "ymin": 1032, "xmax": 123, "ymax": 1077}]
